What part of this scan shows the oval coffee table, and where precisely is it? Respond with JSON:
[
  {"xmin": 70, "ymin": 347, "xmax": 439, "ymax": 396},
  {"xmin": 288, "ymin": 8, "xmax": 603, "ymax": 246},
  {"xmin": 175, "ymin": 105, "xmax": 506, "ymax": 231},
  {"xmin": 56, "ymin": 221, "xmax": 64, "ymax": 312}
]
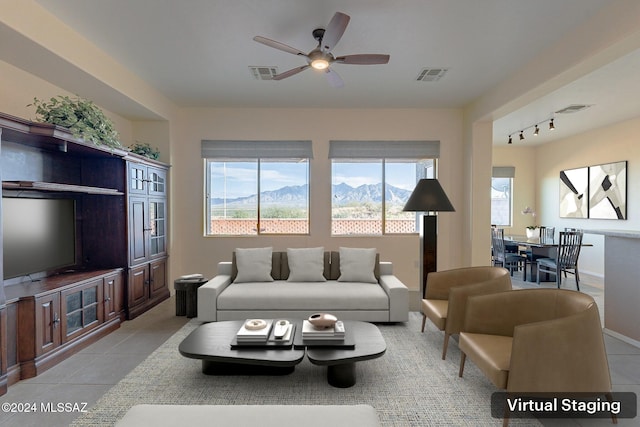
[
  {"xmin": 179, "ymin": 320, "xmax": 386, "ymax": 387},
  {"xmin": 302, "ymin": 321, "xmax": 387, "ymax": 388},
  {"xmin": 179, "ymin": 320, "xmax": 305, "ymax": 375}
]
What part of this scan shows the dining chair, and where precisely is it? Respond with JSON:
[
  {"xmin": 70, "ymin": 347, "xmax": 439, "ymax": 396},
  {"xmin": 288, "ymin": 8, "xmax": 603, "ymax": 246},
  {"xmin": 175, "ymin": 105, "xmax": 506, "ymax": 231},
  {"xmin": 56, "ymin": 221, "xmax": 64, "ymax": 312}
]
[
  {"xmin": 536, "ymin": 230, "xmax": 583, "ymax": 290},
  {"xmin": 540, "ymin": 226, "xmax": 555, "ymax": 243},
  {"xmin": 491, "ymin": 228, "xmax": 522, "ymax": 276},
  {"xmin": 521, "ymin": 226, "xmax": 555, "ymax": 281}
]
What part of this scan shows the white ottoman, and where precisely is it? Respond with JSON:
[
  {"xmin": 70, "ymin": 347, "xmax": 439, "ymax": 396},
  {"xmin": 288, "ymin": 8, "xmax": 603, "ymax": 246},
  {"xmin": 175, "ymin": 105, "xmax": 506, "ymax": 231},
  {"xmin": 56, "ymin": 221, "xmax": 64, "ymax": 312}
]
[{"xmin": 116, "ymin": 404, "xmax": 381, "ymax": 427}]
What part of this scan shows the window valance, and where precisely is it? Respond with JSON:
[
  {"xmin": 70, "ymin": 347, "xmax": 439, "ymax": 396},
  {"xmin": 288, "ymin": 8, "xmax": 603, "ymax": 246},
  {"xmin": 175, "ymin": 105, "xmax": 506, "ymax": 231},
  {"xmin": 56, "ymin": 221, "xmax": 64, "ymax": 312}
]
[
  {"xmin": 201, "ymin": 140, "xmax": 313, "ymax": 159},
  {"xmin": 328, "ymin": 140, "xmax": 440, "ymax": 159}
]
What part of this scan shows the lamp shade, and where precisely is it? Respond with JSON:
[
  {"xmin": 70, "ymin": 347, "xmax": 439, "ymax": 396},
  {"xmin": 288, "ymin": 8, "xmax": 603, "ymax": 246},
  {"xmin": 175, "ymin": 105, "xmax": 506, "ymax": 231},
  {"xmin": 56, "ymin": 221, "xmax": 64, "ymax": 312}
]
[{"xmin": 403, "ymin": 179, "xmax": 455, "ymax": 212}]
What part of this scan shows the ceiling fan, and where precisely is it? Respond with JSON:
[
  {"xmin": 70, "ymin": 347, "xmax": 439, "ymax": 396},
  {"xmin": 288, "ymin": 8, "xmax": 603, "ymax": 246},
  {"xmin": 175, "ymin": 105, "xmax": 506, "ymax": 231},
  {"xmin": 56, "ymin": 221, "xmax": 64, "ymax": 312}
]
[{"xmin": 253, "ymin": 12, "xmax": 390, "ymax": 88}]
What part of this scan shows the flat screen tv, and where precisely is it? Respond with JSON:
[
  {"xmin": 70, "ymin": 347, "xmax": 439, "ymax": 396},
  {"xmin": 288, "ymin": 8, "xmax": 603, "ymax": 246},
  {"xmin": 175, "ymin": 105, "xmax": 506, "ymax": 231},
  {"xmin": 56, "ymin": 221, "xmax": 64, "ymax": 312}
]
[{"xmin": 3, "ymin": 197, "xmax": 77, "ymax": 280}]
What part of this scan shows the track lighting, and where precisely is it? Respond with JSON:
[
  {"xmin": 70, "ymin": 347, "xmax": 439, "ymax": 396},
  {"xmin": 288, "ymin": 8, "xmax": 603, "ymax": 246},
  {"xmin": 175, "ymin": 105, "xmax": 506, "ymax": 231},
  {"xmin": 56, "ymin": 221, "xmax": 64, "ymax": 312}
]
[{"xmin": 506, "ymin": 117, "xmax": 556, "ymax": 144}]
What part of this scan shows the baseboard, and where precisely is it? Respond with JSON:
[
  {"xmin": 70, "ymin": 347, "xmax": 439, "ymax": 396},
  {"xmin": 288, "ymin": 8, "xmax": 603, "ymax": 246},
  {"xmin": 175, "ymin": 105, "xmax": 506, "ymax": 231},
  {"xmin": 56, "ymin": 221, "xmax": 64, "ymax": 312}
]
[
  {"xmin": 579, "ymin": 269, "xmax": 605, "ymax": 280},
  {"xmin": 604, "ymin": 328, "xmax": 640, "ymax": 349}
]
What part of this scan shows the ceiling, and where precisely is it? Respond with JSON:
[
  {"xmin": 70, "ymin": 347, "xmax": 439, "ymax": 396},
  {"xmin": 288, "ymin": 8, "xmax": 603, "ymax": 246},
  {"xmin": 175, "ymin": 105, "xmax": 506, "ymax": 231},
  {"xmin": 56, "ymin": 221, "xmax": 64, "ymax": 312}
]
[{"xmin": 26, "ymin": 0, "xmax": 640, "ymax": 146}]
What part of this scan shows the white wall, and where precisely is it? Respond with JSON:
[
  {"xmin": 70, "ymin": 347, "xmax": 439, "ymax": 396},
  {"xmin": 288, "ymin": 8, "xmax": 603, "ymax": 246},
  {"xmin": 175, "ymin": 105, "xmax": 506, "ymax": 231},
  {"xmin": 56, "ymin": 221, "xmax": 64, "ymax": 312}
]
[
  {"xmin": 0, "ymin": 60, "xmax": 135, "ymax": 145},
  {"xmin": 0, "ymin": 59, "xmax": 468, "ymax": 300},
  {"xmin": 170, "ymin": 107, "xmax": 465, "ymax": 293},
  {"xmin": 493, "ymin": 145, "xmax": 538, "ymax": 233},
  {"xmin": 495, "ymin": 115, "xmax": 640, "ymax": 277}
]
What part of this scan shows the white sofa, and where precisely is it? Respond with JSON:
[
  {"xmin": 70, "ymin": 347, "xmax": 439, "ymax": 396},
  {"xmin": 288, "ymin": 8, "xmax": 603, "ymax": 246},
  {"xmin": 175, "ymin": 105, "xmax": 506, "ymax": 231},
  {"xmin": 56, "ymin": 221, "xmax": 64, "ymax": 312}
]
[{"xmin": 197, "ymin": 250, "xmax": 409, "ymax": 323}]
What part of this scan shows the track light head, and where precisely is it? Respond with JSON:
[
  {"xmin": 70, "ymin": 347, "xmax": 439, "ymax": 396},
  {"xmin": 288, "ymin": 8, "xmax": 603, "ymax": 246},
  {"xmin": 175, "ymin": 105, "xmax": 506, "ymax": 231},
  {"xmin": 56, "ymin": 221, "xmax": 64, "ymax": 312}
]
[{"xmin": 507, "ymin": 115, "xmax": 555, "ymax": 145}]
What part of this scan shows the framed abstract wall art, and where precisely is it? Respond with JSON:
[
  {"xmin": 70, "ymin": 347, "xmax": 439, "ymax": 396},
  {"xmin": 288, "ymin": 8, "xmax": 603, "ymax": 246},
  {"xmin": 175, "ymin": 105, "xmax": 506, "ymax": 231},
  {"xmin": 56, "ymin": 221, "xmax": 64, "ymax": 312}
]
[
  {"xmin": 559, "ymin": 167, "xmax": 588, "ymax": 218},
  {"xmin": 589, "ymin": 161, "xmax": 627, "ymax": 219}
]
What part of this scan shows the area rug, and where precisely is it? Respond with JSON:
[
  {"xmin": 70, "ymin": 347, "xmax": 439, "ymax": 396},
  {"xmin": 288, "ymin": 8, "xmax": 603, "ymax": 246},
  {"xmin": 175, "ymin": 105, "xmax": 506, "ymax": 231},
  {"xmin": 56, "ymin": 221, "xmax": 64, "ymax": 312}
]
[{"xmin": 70, "ymin": 312, "xmax": 540, "ymax": 426}]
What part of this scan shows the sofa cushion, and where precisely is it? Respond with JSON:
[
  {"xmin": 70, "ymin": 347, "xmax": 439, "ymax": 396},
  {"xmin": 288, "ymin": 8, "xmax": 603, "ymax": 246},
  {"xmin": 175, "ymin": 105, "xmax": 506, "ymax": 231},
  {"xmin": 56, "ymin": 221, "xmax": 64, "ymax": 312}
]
[
  {"xmin": 283, "ymin": 247, "xmax": 328, "ymax": 282},
  {"xmin": 217, "ymin": 281, "xmax": 389, "ymax": 311},
  {"xmin": 232, "ymin": 250, "xmax": 282, "ymax": 281},
  {"xmin": 282, "ymin": 251, "xmax": 330, "ymax": 280},
  {"xmin": 232, "ymin": 247, "xmax": 275, "ymax": 283},
  {"xmin": 330, "ymin": 251, "xmax": 380, "ymax": 281},
  {"xmin": 336, "ymin": 247, "xmax": 378, "ymax": 283}
]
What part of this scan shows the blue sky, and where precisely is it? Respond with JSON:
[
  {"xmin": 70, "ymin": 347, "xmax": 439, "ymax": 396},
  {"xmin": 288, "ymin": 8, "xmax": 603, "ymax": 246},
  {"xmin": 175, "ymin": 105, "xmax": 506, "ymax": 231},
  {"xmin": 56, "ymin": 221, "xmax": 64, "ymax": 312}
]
[{"xmin": 209, "ymin": 161, "xmax": 419, "ymax": 199}]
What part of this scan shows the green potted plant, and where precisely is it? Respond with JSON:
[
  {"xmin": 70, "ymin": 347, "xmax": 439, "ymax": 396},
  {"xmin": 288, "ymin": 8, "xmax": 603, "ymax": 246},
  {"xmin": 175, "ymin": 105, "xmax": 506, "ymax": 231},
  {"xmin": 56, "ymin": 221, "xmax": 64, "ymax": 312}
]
[
  {"xmin": 129, "ymin": 142, "xmax": 160, "ymax": 160},
  {"xmin": 28, "ymin": 95, "xmax": 122, "ymax": 149}
]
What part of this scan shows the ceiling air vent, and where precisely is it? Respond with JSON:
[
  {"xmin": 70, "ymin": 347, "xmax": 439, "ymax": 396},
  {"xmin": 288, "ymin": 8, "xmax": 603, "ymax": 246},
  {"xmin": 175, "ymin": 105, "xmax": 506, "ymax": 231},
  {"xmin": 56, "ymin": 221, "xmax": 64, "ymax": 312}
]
[
  {"xmin": 249, "ymin": 66, "xmax": 278, "ymax": 80},
  {"xmin": 416, "ymin": 68, "xmax": 449, "ymax": 82},
  {"xmin": 555, "ymin": 104, "xmax": 593, "ymax": 114}
]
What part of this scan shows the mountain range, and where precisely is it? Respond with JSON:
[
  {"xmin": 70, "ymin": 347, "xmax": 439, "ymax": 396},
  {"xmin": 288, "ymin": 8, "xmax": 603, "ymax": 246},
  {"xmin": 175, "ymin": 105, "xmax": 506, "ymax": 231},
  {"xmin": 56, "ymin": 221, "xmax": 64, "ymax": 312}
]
[{"xmin": 210, "ymin": 183, "xmax": 412, "ymax": 206}]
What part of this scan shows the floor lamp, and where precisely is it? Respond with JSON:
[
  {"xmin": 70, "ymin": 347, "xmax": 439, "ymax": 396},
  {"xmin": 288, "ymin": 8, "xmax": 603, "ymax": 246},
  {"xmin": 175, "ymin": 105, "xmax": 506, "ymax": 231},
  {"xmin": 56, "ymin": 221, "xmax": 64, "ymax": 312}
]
[{"xmin": 403, "ymin": 179, "xmax": 455, "ymax": 300}]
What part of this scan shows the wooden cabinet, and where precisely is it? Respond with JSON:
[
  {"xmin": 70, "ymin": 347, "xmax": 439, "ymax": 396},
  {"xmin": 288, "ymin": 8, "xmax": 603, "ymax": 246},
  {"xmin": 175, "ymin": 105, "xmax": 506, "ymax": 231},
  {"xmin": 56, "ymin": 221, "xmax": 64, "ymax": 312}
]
[
  {"xmin": 0, "ymin": 113, "xmax": 169, "ymax": 390},
  {"xmin": 33, "ymin": 293, "xmax": 61, "ymax": 357},
  {"xmin": 126, "ymin": 161, "xmax": 169, "ymax": 319},
  {"xmin": 61, "ymin": 279, "xmax": 103, "ymax": 343},
  {"xmin": 103, "ymin": 271, "xmax": 123, "ymax": 322},
  {"xmin": 0, "ymin": 308, "xmax": 7, "ymax": 396},
  {"xmin": 12, "ymin": 269, "xmax": 124, "ymax": 380}
]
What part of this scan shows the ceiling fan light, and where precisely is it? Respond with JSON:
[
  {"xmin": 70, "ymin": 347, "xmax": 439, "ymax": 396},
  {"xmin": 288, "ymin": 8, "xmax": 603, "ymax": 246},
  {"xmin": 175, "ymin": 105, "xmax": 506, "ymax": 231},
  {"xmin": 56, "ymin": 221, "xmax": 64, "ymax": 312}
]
[{"xmin": 311, "ymin": 59, "xmax": 329, "ymax": 70}]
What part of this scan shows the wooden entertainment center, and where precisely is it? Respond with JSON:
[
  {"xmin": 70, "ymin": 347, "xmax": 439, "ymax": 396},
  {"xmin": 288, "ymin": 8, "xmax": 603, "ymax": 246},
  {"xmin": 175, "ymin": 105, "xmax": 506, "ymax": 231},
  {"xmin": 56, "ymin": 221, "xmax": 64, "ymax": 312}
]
[{"xmin": 0, "ymin": 112, "xmax": 170, "ymax": 394}]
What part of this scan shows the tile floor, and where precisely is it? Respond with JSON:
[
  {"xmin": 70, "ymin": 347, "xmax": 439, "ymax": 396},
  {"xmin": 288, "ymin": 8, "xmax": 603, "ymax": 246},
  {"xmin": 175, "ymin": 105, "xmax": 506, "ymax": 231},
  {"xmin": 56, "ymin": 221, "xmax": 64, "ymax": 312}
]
[
  {"xmin": 0, "ymin": 274, "xmax": 638, "ymax": 426},
  {"xmin": 0, "ymin": 297, "xmax": 188, "ymax": 427}
]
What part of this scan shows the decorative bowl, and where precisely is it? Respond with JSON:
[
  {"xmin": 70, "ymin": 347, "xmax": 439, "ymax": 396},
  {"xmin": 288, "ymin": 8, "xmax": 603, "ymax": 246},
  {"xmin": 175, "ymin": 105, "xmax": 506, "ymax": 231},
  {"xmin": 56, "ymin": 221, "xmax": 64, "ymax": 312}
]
[{"xmin": 308, "ymin": 313, "xmax": 338, "ymax": 329}]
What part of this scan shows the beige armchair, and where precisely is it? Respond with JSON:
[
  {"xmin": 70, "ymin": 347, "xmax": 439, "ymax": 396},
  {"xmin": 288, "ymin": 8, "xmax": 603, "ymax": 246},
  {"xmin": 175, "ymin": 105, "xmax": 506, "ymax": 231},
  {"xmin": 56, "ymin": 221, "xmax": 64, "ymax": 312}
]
[
  {"xmin": 421, "ymin": 266, "xmax": 512, "ymax": 359},
  {"xmin": 458, "ymin": 289, "xmax": 613, "ymax": 426}
]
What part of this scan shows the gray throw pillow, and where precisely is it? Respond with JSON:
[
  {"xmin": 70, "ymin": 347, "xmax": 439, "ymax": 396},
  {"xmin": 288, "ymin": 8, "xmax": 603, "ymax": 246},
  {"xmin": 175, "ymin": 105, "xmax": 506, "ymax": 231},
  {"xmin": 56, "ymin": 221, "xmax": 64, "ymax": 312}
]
[
  {"xmin": 337, "ymin": 247, "xmax": 378, "ymax": 283},
  {"xmin": 287, "ymin": 247, "xmax": 327, "ymax": 282},
  {"xmin": 234, "ymin": 247, "xmax": 274, "ymax": 283}
]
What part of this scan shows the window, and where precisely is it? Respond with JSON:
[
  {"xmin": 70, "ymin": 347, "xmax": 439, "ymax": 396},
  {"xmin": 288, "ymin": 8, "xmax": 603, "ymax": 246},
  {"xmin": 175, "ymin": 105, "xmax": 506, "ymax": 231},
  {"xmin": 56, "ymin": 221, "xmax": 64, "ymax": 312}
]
[
  {"xmin": 491, "ymin": 167, "xmax": 515, "ymax": 226},
  {"xmin": 202, "ymin": 140, "xmax": 312, "ymax": 236},
  {"xmin": 329, "ymin": 141, "xmax": 439, "ymax": 235}
]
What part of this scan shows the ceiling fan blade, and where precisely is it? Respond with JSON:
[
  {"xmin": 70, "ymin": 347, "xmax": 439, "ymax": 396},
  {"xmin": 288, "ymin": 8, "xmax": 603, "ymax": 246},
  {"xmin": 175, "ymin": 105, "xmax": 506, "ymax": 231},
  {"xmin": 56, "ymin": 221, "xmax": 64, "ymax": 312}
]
[
  {"xmin": 253, "ymin": 36, "xmax": 307, "ymax": 57},
  {"xmin": 273, "ymin": 65, "xmax": 310, "ymax": 80},
  {"xmin": 321, "ymin": 12, "xmax": 350, "ymax": 52},
  {"xmin": 325, "ymin": 68, "xmax": 344, "ymax": 88},
  {"xmin": 335, "ymin": 54, "xmax": 390, "ymax": 65}
]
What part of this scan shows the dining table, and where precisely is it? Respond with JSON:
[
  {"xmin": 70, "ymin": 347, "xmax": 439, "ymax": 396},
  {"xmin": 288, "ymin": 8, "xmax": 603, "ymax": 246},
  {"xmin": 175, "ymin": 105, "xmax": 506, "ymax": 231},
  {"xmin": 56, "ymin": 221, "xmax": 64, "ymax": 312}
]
[
  {"xmin": 503, "ymin": 235, "xmax": 556, "ymax": 282},
  {"xmin": 503, "ymin": 234, "xmax": 593, "ymax": 282}
]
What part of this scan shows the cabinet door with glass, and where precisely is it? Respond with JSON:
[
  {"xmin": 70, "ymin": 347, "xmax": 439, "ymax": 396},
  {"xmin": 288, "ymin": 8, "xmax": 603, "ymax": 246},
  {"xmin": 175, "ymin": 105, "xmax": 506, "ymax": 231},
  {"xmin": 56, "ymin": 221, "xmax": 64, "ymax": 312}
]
[
  {"xmin": 61, "ymin": 280, "xmax": 104, "ymax": 343},
  {"xmin": 148, "ymin": 167, "xmax": 166, "ymax": 196},
  {"xmin": 148, "ymin": 197, "xmax": 167, "ymax": 259},
  {"xmin": 128, "ymin": 162, "xmax": 147, "ymax": 195}
]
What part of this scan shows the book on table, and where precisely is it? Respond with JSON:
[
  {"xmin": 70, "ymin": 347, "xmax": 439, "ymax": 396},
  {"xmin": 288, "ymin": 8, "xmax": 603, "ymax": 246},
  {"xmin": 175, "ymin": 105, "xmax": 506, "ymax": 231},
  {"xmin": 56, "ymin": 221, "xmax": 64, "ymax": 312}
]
[
  {"xmin": 236, "ymin": 319, "xmax": 274, "ymax": 343},
  {"xmin": 302, "ymin": 320, "xmax": 345, "ymax": 340}
]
